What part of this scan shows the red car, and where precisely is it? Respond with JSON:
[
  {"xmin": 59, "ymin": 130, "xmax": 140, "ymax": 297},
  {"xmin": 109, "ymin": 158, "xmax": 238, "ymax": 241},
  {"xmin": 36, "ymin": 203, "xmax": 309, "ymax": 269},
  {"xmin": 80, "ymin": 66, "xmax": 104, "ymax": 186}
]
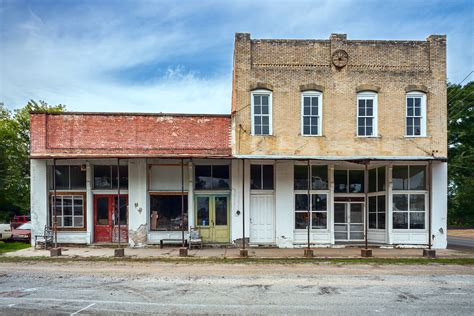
[
  {"xmin": 11, "ymin": 222, "xmax": 32, "ymax": 242},
  {"xmin": 10, "ymin": 215, "xmax": 31, "ymax": 229}
]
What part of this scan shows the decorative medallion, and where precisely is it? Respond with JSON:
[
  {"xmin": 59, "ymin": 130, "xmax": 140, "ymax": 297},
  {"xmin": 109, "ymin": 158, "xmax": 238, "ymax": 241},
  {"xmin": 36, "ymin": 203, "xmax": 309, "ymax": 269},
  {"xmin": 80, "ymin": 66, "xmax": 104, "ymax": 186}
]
[{"xmin": 332, "ymin": 49, "xmax": 349, "ymax": 68}]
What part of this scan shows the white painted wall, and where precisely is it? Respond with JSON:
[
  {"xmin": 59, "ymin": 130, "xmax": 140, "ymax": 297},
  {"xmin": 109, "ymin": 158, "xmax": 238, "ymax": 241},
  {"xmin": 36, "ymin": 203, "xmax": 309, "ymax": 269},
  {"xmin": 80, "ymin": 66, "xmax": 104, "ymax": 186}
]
[
  {"xmin": 128, "ymin": 159, "xmax": 148, "ymax": 247},
  {"xmin": 431, "ymin": 162, "xmax": 447, "ymax": 249},
  {"xmin": 30, "ymin": 159, "xmax": 48, "ymax": 246},
  {"xmin": 231, "ymin": 159, "xmax": 248, "ymax": 242},
  {"xmin": 275, "ymin": 160, "xmax": 294, "ymax": 247}
]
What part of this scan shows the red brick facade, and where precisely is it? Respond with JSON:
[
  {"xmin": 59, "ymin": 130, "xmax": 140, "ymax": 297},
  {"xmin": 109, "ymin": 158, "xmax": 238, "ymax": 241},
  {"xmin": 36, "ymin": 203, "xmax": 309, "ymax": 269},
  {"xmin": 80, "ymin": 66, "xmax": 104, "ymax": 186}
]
[{"xmin": 30, "ymin": 112, "xmax": 231, "ymax": 158}]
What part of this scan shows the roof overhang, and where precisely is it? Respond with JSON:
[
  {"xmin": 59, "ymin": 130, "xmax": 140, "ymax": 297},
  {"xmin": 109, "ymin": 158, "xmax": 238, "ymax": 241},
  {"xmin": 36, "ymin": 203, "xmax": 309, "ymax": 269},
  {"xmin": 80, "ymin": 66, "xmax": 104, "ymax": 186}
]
[{"xmin": 233, "ymin": 155, "xmax": 447, "ymax": 162}]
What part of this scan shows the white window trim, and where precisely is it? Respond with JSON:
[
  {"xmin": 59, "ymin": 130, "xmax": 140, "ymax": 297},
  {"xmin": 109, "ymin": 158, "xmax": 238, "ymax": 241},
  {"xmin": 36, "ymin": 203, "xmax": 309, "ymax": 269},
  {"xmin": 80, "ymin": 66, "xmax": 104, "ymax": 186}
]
[
  {"xmin": 356, "ymin": 91, "xmax": 378, "ymax": 137},
  {"xmin": 392, "ymin": 192, "xmax": 428, "ymax": 231},
  {"xmin": 301, "ymin": 90, "xmax": 323, "ymax": 136},
  {"xmin": 405, "ymin": 91, "xmax": 427, "ymax": 137},
  {"xmin": 250, "ymin": 89, "xmax": 273, "ymax": 136}
]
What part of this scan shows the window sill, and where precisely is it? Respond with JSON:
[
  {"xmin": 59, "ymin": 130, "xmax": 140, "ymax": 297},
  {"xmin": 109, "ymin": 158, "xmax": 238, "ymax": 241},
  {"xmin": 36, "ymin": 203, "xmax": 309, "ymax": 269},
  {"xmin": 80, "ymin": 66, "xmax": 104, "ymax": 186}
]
[
  {"xmin": 300, "ymin": 134, "xmax": 324, "ymax": 137},
  {"xmin": 356, "ymin": 135, "xmax": 381, "ymax": 138},
  {"xmin": 404, "ymin": 135, "xmax": 429, "ymax": 138},
  {"xmin": 251, "ymin": 134, "xmax": 275, "ymax": 137}
]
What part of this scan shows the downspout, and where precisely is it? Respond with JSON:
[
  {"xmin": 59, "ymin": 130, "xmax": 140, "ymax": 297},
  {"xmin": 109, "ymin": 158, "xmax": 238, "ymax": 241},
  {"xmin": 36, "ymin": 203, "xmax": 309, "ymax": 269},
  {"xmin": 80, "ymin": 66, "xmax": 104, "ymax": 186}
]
[
  {"xmin": 307, "ymin": 160, "xmax": 311, "ymax": 250},
  {"xmin": 181, "ymin": 158, "xmax": 185, "ymax": 247}
]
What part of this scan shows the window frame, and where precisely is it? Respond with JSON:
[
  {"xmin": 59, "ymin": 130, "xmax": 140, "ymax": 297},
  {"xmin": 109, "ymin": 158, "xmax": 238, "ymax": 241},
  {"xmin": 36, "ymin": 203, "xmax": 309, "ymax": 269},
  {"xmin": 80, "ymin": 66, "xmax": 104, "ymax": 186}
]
[
  {"xmin": 49, "ymin": 192, "xmax": 87, "ymax": 231},
  {"xmin": 149, "ymin": 192, "xmax": 188, "ymax": 231},
  {"xmin": 194, "ymin": 164, "xmax": 231, "ymax": 191},
  {"xmin": 49, "ymin": 165, "xmax": 86, "ymax": 190},
  {"xmin": 301, "ymin": 90, "xmax": 323, "ymax": 136},
  {"xmin": 250, "ymin": 164, "xmax": 275, "ymax": 191},
  {"xmin": 250, "ymin": 89, "xmax": 273, "ymax": 136},
  {"xmin": 392, "ymin": 193, "xmax": 428, "ymax": 230},
  {"xmin": 356, "ymin": 91, "xmax": 378, "ymax": 137},
  {"xmin": 405, "ymin": 91, "xmax": 427, "ymax": 137}
]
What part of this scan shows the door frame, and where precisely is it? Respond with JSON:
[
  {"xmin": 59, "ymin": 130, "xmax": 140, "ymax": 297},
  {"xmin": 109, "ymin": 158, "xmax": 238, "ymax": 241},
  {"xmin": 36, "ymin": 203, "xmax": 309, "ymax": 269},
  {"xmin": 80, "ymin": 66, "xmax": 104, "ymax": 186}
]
[
  {"xmin": 249, "ymin": 192, "xmax": 276, "ymax": 244},
  {"xmin": 334, "ymin": 201, "xmax": 365, "ymax": 242},
  {"xmin": 194, "ymin": 193, "xmax": 230, "ymax": 243},
  {"xmin": 93, "ymin": 194, "xmax": 129, "ymax": 243}
]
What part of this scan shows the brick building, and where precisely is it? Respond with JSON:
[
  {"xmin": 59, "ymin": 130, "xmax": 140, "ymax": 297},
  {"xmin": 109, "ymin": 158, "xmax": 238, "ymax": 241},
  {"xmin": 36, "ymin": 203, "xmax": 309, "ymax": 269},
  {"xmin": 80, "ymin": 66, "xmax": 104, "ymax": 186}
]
[{"xmin": 30, "ymin": 33, "xmax": 448, "ymax": 249}]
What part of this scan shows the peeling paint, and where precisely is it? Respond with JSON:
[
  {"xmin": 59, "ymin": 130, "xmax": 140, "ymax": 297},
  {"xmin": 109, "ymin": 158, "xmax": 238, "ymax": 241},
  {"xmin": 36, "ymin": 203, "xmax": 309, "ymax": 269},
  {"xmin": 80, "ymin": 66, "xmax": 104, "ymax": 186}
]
[{"xmin": 128, "ymin": 224, "xmax": 147, "ymax": 247}]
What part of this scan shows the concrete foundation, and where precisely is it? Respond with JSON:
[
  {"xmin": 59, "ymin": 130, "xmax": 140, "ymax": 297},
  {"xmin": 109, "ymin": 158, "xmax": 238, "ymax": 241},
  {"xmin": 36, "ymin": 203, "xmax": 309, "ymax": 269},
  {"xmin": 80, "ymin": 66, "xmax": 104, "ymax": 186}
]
[
  {"xmin": 361, "ymin": 248, "xmax": 373, "ymax": 257},
  {"xmin": 50, "ymin": 248, "xmax": 62, "ymax": 257},
  {"xmin": 114, "ymin": 248, "xmax": 125, "ymax": 257},
  {"xmin": 179, "ymin": 247, "xmax": 188, "ymax": 257},
  {"xmin": 423, "ymin": 249, "xmax": 436, "ymax": 258},
  {"xmin": 240, "ymin": 249, "xmax": 249, "ymax": 258},
  {"xmin": 304, "ymin": 249, "xmax": 314, "ymax": 258}
]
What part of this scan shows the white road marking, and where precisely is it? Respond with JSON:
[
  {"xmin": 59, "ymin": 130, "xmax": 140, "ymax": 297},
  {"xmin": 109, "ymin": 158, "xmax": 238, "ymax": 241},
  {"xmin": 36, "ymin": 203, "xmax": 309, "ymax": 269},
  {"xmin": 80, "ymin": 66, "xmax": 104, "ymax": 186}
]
[{"xmin": 70, "ymin": 303, "xmax": 96, "ymax": 315}]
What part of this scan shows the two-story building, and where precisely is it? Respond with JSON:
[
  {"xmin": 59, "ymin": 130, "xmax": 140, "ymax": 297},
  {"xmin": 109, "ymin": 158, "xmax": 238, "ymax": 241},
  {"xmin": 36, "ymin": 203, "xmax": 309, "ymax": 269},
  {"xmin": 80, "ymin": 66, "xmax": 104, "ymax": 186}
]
[{"xmin": 29, "ymin": 33, "xmax": 448, "ymax": 249}]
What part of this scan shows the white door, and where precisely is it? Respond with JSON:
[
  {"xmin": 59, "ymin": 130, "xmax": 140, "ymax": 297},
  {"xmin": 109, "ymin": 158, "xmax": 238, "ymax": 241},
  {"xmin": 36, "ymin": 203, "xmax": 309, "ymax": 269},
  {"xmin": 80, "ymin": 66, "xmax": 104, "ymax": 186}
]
[{"xmin": 250, "ymin": 194, "xmax": 275, "ymax": 243}]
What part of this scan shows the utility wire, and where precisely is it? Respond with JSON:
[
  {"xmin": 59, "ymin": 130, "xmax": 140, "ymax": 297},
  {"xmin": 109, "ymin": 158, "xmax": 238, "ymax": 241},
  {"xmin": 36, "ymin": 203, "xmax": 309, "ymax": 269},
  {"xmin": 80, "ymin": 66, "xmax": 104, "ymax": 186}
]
[{"xmin": 448, "ymin": 71, "xmax": 473, "ymax": 97}]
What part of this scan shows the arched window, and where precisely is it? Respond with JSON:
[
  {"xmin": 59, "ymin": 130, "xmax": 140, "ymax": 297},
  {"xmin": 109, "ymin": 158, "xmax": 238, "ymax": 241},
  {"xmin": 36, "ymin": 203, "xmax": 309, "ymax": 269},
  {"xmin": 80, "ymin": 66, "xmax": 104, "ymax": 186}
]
[
  {"xmin": 406, "ymin": 91, "xmax": 427, "ymax": 137},
  {"xmin": 357, "ymin": 91, "xmax": 378, "ymax": 137},
  {"xmin": 301, "ymin": 91, "xmax": 323, "ymax": 136},
  {"xmin": 251, "ymin": 89, "xmax": 272, "ymax": 135}
]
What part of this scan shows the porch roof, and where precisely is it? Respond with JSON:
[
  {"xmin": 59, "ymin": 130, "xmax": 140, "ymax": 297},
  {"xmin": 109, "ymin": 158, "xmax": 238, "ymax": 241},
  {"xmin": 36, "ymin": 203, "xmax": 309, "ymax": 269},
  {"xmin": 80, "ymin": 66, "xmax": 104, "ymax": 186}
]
[
  {"xmin": 30, "ymin": 112, "xmax": 232, "ymax": 159},
  {"xmin": 233, "ymin": 155, "xmax": 447, "ymax": 161}
]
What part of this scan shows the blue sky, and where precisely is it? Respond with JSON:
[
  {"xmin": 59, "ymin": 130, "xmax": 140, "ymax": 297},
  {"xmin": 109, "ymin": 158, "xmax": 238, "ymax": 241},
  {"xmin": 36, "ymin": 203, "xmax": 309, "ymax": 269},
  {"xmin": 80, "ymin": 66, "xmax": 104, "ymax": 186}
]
[{"xmin": 1, "ymin": 0, "xmax": 473, "ymax": 114}]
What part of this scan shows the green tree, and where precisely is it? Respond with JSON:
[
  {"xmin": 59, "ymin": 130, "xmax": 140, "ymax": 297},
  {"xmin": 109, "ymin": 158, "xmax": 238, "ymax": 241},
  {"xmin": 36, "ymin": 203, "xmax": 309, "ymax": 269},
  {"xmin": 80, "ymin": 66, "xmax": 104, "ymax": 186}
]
[
  {"xmin": 448, "ymin": 81, "xmax": 474, "ymax": 226},
  {"xmin": 0, "ymin": 101, "xmax": 65, "ymax": 222}
]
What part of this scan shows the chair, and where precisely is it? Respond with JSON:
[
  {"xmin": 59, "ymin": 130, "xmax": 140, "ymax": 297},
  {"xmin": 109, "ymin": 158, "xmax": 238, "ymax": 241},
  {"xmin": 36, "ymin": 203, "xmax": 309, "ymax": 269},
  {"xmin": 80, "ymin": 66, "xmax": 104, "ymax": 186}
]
[
  {"xmin": 34, "ymin": 226, "xmax": 53, "ymax": 250},
  {"xmin": 188, "ymin": 227, "xmax": 203, "ymax": 249}
]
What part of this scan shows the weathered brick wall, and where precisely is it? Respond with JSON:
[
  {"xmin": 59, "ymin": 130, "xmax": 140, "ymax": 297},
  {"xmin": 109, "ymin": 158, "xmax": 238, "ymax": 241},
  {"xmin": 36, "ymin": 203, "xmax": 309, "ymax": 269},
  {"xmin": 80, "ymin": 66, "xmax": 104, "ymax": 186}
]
[
  {"xmin": 30, "ymin": 113, "xmax": 232, "ymax": 158},
  {"xmin": 232, "ymin": 33, "xmax": 447, "ymax": 158}
]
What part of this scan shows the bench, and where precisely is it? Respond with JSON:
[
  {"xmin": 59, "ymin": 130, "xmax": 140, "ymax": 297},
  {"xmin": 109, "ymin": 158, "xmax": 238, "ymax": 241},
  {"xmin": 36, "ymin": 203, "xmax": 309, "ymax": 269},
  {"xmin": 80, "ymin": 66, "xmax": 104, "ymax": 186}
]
[
  {"xmin": 160, "ymin": 239, "xmax": 188, "ymax": 249},
  {"xmin": 34, "ymin": 226, "xmax": 53, "ymax": 250}
]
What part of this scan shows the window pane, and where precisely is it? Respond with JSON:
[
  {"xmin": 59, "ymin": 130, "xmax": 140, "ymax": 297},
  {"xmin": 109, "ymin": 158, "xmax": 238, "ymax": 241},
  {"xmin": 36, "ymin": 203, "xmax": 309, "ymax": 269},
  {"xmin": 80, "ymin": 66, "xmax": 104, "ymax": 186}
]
[
  {"xmin": 304, "ymin": 106, "xmax": 310, "ymax": 115},
  {"xmin": 350, "ymin": 204, "xmax": 363, "ymax": 223},
  {"xmin": 295, "ymin": 194, "xmax": 309, "ymax": 211},
  {"xmin": 366, "ymin": 126, "xmax": 373, "ymax": 136},
  {"xmin": 262, "ymin": 116, "xmax": 269, "ymax": 125},
  {"xmin": 334, "ymin": 170, "xmax": 347, "ymax": 193},
  {"xmin": 413, "ymin": 118, "xmax": 421, "ymax": 135},
  {"xmin": 63, "ymin": 216, "xmax": 73, "ymax": 227},
  {"xmin": 74, "ymin": 216, "xmax": 84, "ymax": 227},
  {"xmin": 312, "ymin": 212, "xmax": 327, "ymax": 229},
  {"xmin": 254, "ymin": 95, "xmax": 261, "ymax": 105},
  {"xmin": 215, "ymin": 196, "xmax": 228, "ymax": 225},
  {"xmin": 358, "ymin": 99, "xmax": 365, "ymax": 116},
  {"xmin": 212, "ymin": 165, "xmax": 230, "ymax": 189},
  {"xmin": 393, "ymin": 212, "xmax": 408, "ymax": 229},
  {"xmin": 410, "ymin": 212, "xmax": 425, "ymax": 229},
  {"xmin": 255, "ymin": 125, "xmax": 262, "ymax": 135},
  {"xmin": 358, "ymin": 126, "xmax": 365, "ymax": 136},
  {"xmin": 311, "ymin": 165, "xmax": 328, "ymax": 190},
  {"xmin": 54, "ymin": 166, "xmax": 69, "ymax": 190},
  {"xmin": 96, "ymin": 197, "xmax": 109, "ymax": 225},
  {"xmin": 70, "ymin": 166, "xmax": 86, "ymax": 189},
  {"xmin": 392, "ymin": 166, "xmax": 408, "ymax": 190},
  {"xmin": 393, "ymin": 194, "xmax": 408, "ymax": 211},
  {"xmin": 261, "ymin": 105, "xmax": 269, "ymax": 115},
  {"xmin": 377, "ymin": 195, "xmax": 386, "ymax": 213},
  {"xmin": 369, "ymin": 169, "xmax": 377, "ymax": 192},
  {"xmin": 378, "ymin": 213, "xmax": 386, "ymax": 229},
  {"xmin": 406, "ymin": 119, "xmax": 413, "ymax": 136},
  {"xmin": 150, "ymin": 195, "xmax": 187, "ymax": 231},
  {"xmin": 358, "ymin": 117, "xmax": 365, "ymax": 128},
  {"xmin": 349, "ymin": 170, "xmax": 364, "ymax": 193},
  {"xmin": 410, "ymin": 194, "xmax": 425, "ymax": 212},
  {"xmin": 195, "ymin": 165, "xmax": 212, "ymax": 190},
  {"xmin": 262, "ymin": 165, "xmax": 274, "ymax": 190},
  {"xmin": 303, "ymin": 126, "xmax": 310, "ymax": 135},
  {"xmin": 63, "ymin": 197, "xmax": 72, "ymax": 216},
  {"xmin": 73, "ymin": 196, "xmax": 83, "ymax": 216},
  {"xmin": 304, "ymin": 96, "xmax": 310, "ymax": 107},
  {"xmin": 262, "ymin": 125, "xmax": 270, "ymax": 135},
  {"xmin": 410, "ymin": 166, "xmax": 426, "ymax": 190},
  {"xmin": 366, "ymin": 100, "xmax": 373, "ymax": 116},
  {"xmin": 94, "ymin": 166, "xmax": 111, "ymax": 189},
  {"xmin": 369, "ymin": 196, "xmax": 377, "ymax": 212},
  {"xmin": 295, "ymin": 212, "xmax": 308, "ymax": 229},
  {"xmin": 250, "ymin": 165, "xmax": 262, "ymax": 190},
  {"xmin": 294, "ymin": 165, "xmax": 308, "ymax": 190},
  {"xmin": 334, "ymin": 203, "xmax": 346, "ymax": 223},
  {"xmin": 312, "ymin": 194, "xmax": 327, "ymax": 211},
  {"xmin": 197, "ymin": 196, "xmax": 210, "ymax": 226},
  {"xmin": 369, "ymin": 213, "xmax": 377, "ymax": 229},
  {"xmin": 112, "ymin": 165, "xmax": 128, "ymax": 189},
  {"xmin": 254, "ymin": 116, "xmax": 261, "ymax": 125},
  {"xmin": 114, "ymin": 196, "xmax": 127, "ymax": 225},
  {"xmin": 254, "ymin": 105, "xmax": 261, "ymax": 114},
  {"xmin": 377, "ymin": 167, "xmax": 386, "ymax": 191},
  {"xmin": 261, "ymin": 95, "xmax": 269, "ymax": 106}
]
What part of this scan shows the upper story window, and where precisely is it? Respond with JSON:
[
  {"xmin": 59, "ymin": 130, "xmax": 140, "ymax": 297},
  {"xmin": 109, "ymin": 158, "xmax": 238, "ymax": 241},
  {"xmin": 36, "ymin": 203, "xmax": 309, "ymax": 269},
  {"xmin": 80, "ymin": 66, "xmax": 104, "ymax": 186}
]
[
  {"xmin": 357, "ymin": 92, "xmax": 378, "ymax": 137},
  {"xmin": 49, "ymin": 165, "xmax": 86, "ymax": 190},
  {"xmin": 301, "ymin": 91, "xmax": 322, "ymax": 136},
  {"xmin": 250, "ymin": 164, "xmax": 274, "ymax": 190},
  {"xmin": 251, "ymin": 90, "xmax": 272, "ymax": 136},
  {"xmin": 93, "ymin": 165, "xmax": 128, "ymax": 189},
  {"xmin": 406, "ymin": 92, "xmax": 427, "ymax": 137}
]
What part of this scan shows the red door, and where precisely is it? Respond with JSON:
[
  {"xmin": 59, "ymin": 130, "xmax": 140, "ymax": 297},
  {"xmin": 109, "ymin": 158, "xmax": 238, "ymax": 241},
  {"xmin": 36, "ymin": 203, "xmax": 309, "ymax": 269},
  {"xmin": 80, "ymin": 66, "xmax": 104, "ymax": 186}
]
[{"xmin": 94, "ymin": 195, "xmax": 128, "ymax": 243}]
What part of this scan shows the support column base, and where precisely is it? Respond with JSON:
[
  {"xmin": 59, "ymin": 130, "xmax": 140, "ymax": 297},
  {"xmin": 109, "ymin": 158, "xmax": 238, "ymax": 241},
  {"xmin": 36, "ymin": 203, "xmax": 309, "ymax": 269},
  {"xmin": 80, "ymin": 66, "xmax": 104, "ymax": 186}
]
[
  {"xmin": 361, "ymin": 248, "xmax": 373, "ymax": 257},
  {"xmin": 114, "ymin": 248, "xmax": 125, "ymax": 257},
  {"xmin": 304, "ymin": 249, "xmax": 314, "ymax": 258},
  {"xmin": 179, "ymin": 247, "xmax": 188, "ymax": 257},
  {"xmin": 423, "ymin": 249, "xmax": 436, "ymax": 258},
  {"xmin": 50, "ymin": 248, "xmax": 62, "ymax": 257},
  {"xmin": 240, "ymin": 249, "xmax": 248, "ymax": 258}
]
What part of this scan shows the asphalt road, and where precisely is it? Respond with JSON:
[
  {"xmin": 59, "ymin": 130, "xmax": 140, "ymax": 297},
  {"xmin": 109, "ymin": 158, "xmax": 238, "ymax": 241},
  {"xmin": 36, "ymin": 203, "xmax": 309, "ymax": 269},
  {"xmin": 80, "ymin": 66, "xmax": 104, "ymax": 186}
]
[
  {"xmin": 0, "ymin": 262, "xmax": 473, "ymax": 315},
  {"xmin": 448, "ymin": 236, "xmax": 474, "ymax": 248}
]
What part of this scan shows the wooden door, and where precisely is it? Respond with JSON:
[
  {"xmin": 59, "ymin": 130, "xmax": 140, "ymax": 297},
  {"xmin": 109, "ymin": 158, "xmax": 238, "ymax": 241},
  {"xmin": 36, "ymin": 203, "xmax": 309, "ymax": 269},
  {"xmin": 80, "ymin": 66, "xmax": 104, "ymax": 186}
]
[{"xmin": 94, "ymin": 195, "xmax": 128, "ymax": 243}]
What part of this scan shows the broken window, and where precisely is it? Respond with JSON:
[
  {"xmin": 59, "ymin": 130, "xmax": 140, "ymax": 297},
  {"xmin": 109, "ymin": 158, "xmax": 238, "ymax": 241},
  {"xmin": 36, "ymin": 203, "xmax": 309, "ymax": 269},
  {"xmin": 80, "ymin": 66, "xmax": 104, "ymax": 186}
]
[{"xmin": 150, "ymin": 194, "xmax": 188, "ymax": 231}]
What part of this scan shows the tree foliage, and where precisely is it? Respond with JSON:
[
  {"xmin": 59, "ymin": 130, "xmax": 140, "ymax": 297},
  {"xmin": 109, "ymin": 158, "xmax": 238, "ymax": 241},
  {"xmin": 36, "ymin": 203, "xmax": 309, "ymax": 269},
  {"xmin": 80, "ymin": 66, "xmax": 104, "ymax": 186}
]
[
  {"xmin": 448, "ymin": 81, "xmax": 474, "ymax": 226},
  {"xmin": 0, "ymin": 101, "xmax": 65, "ymax": 222}
]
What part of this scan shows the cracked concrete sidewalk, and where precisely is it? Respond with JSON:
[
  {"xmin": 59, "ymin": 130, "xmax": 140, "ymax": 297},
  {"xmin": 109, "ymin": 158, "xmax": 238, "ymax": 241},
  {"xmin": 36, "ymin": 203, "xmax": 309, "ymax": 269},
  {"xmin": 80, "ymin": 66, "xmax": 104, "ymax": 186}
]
[{"xmin": 3, "ymin": 246, "xmax": 473, "ymax": 259}]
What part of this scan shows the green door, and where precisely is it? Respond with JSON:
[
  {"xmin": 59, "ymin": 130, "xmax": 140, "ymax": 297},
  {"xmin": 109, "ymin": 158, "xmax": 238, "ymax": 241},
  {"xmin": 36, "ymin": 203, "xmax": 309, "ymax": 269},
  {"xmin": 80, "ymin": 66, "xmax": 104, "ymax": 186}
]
[{"xmin": 195, "ymin": 195, "xmax": 230, "ymax": 243}]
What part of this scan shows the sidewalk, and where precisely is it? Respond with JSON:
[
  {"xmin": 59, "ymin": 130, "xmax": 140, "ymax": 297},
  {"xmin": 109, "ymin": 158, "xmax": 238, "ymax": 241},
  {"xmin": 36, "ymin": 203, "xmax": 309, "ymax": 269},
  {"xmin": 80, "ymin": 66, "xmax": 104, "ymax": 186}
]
[{"xmin": 4, "ymin": 246, "xmax": 473, "ymax": 259}]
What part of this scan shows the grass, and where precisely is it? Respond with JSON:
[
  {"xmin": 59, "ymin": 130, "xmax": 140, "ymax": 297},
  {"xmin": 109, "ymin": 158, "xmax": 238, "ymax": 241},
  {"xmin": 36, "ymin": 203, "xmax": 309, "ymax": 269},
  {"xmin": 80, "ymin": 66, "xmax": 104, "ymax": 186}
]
[
  {"xmin": 0, "ymin": 241, "xmax": 31, "ymax": 254},
  {"xmin": 0, "ymin": 255, "xmax": 473, "ymax": 265}
]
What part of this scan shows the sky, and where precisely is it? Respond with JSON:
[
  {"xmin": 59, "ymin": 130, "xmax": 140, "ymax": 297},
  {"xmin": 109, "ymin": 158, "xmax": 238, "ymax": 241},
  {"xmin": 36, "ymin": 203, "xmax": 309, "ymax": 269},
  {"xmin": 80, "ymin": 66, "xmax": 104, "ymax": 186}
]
[{"xmin": 0, "ymin": 0, "xmax": 473, "ymax": 114}]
